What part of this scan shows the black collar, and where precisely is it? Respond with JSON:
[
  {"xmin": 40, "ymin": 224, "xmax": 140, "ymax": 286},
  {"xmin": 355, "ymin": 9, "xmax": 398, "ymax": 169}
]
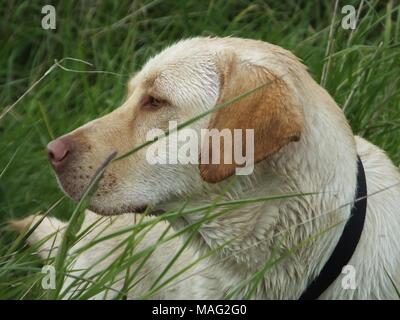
[{"xmin": 299, "ymin": 155, "xmax": 367, "ymax": 300}]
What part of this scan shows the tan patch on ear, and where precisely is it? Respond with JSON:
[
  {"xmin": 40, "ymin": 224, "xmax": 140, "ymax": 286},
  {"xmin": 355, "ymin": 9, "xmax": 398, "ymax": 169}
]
[{"xmin": 199, "ymin": 52, "xmax": 303, "ymax": 183}]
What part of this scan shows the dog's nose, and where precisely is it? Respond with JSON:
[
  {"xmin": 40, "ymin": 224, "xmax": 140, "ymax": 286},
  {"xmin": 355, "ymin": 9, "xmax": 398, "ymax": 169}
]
[{"xmin": 47, "ymin": 138, "xmax": 70, "ymax": 165}]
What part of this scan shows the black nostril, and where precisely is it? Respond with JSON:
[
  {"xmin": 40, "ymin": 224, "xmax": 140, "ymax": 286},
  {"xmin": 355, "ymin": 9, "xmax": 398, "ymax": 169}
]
[{"xmin": 48, "ymin": 150, "xmax": 55, "ymax": 161}]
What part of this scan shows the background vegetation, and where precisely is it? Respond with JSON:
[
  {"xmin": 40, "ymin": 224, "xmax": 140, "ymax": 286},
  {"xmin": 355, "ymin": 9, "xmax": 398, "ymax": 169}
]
[{"xmin": 0, "ymin": 0, "xmax": 399, "ymax": 299}]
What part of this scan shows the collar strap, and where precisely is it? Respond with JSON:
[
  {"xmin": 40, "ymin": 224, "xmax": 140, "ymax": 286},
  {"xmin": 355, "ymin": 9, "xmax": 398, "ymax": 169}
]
[{"xmin": 299, "ymin": 155, "xmax": 367, "ymax": 300}]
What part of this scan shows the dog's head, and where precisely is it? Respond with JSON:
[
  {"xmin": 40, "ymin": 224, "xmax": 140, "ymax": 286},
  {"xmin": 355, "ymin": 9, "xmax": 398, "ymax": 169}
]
[{"xmin": 47, "ymin": 37, "xmax": 303, "ymax": 215}]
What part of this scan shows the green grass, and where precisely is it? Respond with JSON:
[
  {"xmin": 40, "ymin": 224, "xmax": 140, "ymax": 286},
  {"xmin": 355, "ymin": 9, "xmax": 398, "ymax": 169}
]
[{"xmin": 0, "ymin": 0, "xmax": 400, "ymax": 299}]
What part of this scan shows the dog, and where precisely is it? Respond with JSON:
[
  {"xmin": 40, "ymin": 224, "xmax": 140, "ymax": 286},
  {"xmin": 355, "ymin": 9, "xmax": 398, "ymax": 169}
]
[{"xmin": 12, "ymin": 37, "xmax": 400, "ymax": 299}]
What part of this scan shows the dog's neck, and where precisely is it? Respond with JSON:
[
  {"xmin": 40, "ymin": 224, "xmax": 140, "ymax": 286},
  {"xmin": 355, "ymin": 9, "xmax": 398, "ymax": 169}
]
[{"xmin": 164, "ymin": 79, "xmax": 358, "ymax": 298}]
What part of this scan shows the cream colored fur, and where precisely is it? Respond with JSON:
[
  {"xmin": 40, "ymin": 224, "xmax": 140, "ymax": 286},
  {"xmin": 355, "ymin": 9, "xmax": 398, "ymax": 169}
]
[{"xmin": 12, "ymin": 37, "xmax": 400, "ymax": 299}]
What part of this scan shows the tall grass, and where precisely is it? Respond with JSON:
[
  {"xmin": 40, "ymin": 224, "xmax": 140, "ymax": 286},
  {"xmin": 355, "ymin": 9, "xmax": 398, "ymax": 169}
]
[{"xmin": 0, "ymin": 0, "xmax": 399, "ymax": 299}]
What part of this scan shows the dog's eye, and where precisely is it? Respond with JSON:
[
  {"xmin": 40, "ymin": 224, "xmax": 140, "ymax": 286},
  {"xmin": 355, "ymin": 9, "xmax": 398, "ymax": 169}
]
[{"xmin": 146, "ymin": 96, "xmax": 165, "ymax": 109}]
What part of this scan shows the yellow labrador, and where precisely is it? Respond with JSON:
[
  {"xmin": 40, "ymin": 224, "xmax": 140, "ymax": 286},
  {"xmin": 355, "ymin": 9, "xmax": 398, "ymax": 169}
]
[{"xmin": 13, "ymin": 37, "xmax": 400, "ymax": 299}]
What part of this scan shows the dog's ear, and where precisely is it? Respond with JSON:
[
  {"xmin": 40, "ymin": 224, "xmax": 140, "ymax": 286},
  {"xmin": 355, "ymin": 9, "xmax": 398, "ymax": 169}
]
[{"xmin": 199, "ymin": 51, "xmax": 303, "ymax": 183}]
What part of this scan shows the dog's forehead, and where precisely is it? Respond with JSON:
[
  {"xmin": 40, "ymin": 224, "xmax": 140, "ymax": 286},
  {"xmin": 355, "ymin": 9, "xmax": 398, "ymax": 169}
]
[
  {"xmin": 134, "ymin": 39, "xmax": 220, "ymax": 81},
  {"xmin": 147, "ymin": 38, "xmax": 217, "ymax": 68},
  {"xmin": 129, "ymin": 38, "xmax": 221, "ymax": 109}
]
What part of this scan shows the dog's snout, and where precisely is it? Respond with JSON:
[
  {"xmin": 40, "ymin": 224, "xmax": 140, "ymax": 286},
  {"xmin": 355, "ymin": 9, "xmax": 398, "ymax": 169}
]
[{"xmin": 47, "ymin": 138, "xmax": 71, "ymax": 166}]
